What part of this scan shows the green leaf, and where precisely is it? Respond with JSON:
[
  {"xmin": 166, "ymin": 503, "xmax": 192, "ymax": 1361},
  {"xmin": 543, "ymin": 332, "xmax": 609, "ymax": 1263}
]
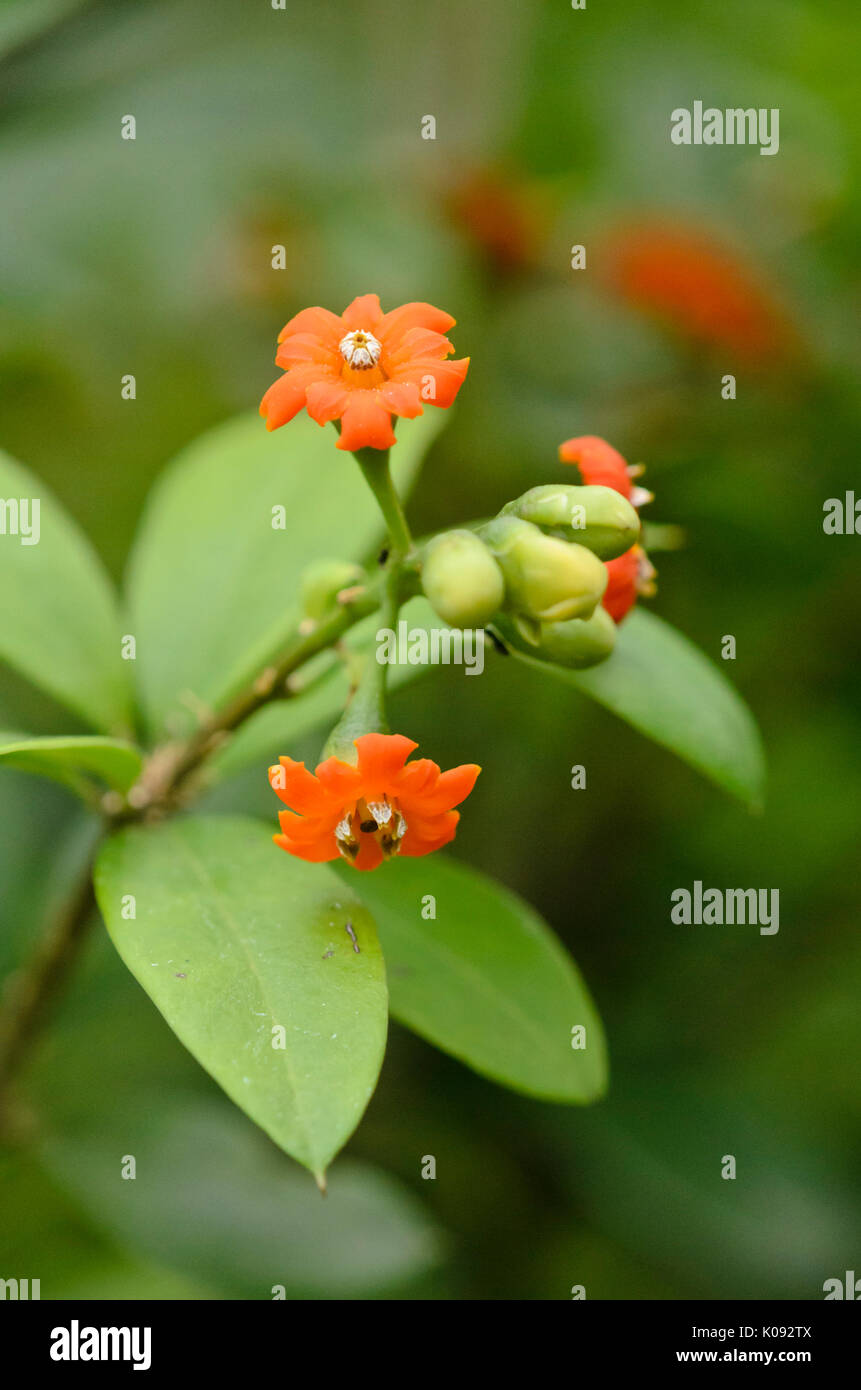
[
  {"xmin": 94, "ymin": 815, "xmax": 388, "ymax": 1181},
  {"xmin": 343, "ymin": 854, "xmax": 607, "ymax": 1104},
  {"xmin": 0, "ymin": 450, "xmax": 133, "ymax": 733},
  {"xmin": 44, "ymin": 1101, "xmax": 441, "ymax": 1299},
  {"xmin": 0, "ymin": 0, "xmax": 85, "ymax": 60},
  {"xmin": 0, "ymin": 1148, "xmax": 212, "ymax": 1301},
  {"xmin": 126, "ymin": 410, "xmax": 444, "ymax": 737},
  {"xmin": 0, "ymin": 735, "xmax": 143, "ymax": 796},
  {"xmin": 511, "ymin": 607, "xmax": 766, "ymax": 808}
]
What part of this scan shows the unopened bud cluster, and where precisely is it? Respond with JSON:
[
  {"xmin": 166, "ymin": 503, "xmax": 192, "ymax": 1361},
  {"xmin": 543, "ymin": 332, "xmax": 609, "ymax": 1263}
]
[{"xmin": 419, "ymin": 481, "xmax": 644, "ymax": 670}]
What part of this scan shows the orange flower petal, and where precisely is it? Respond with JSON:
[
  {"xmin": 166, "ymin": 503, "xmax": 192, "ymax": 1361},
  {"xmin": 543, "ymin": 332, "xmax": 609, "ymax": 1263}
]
[
  {"xmin": 378, "ymin": 302, "xmax": 456, "ymax": 347},
  {"xmin": 392, "ymin": 758, "xmax": 440, "ymax": 797},
  {"xmin": 399, "ymin": 812, "xmax": 460, "ymax": 857},
  {"xmin": 259, "ymin": 365, "xmax": 321, "ymax": 431},
  {"xmin": 278, "ymin": 808, "xmax": 342, "ymax": 844},
  {"xmin": 388, "ymin": 356, "xmax": 470, "ymax": 408},
  {"xmin": 305, "ymin": 379, "xmax": 351, "ymax": 425},
  {"xmin": 558, "ymin": 435, "xmax": 632, "ymax": 497},
  {"xmin": 354, "ymin": 733, "xmax": 418, "ymax": 786},
  {"xmin": 268, "ymin": 759, "xmax": 330, "ymax": 814},
  {"xmin": 353, "ymin": 836, "xmax": 384, "ymax": 872},
  {"xmin": 340, "ymin": 294, "xmax": 384, "ymax": 331},
  {"xmin": 314, "ymin": 755, "xmax": 364, "ymax": 800},
  {"xmin": 275, "ymin": 334, "xmax": 340, "ymax": 369},
  {"xmin": 336, "ymin": 391, "xmax": 397, "ymax": 451},
  {"xmin": 277, "ymin": 306, "xmax": 344, "ymax": 346},
  {"xmin": 384, "ymin": 326, "xmax": 455, "ymax": 368},
  {"xmin": 602, "ymin": 548, "xmax": 639, "ymax": 624},
  {"xmin": 377, "ymin": 380, "xmax": 423, "ymax": 418},
  {"xmin": 407, "ymin": 763, "xmax": 481, "ymax": 814},
  {"xmin": 274, "ymin": 833, "xmax": 341, "ymax": 864}
]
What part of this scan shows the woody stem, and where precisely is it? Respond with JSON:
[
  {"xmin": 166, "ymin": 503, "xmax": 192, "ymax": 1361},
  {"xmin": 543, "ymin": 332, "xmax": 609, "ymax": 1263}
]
[{"xmin": 0, "ymin": 863, "xmax": 96, "ymax": 1130}]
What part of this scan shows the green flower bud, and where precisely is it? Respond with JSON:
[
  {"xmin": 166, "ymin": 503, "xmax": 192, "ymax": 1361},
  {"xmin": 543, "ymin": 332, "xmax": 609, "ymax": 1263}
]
[
  {"xmin": 301, "ymin": 559, "xmax": 366, "ymax": 622},
  {"xmin": 501, "ymin": 484, "xmax": 640, "ymax": 560},
  {"xmin": 480, "ymin": 515, "xmax": 608, "ymax": 623},
  {"xmin": 493, "ymin": 605, "xmax": 617, "ymax": 670},
  {"xmin": 421, "ymin": 529, "xmax": 505, "ymax": 628}
]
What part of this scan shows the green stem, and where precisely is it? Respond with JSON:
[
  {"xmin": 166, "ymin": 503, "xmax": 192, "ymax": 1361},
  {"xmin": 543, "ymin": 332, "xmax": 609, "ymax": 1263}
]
[
  {"xmin": 352, "ymin": 448, "xmax": 414, "ymax": 559},
  {"xmin": 323, "ymin": 558, "xmax": 401, "ymax": 758},
  {"xmin": 140, "ymin": 580, "xmax": 383, "ymax": 810}
]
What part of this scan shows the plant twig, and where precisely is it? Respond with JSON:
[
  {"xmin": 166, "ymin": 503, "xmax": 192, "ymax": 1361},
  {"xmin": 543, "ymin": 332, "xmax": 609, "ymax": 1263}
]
[
  {"xmin": 0, "ymin": 862, "xmax": 97, "ymax": 1131},
  {"xmin": 128, "ymin": 581, "xmax": 382, "ymax": 814}
]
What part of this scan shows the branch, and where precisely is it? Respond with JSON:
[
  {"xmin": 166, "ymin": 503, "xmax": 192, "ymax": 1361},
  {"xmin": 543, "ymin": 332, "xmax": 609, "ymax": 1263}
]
[{"xmin": 0, "ymin": 860, "xmax": 97, "ymax": 1132}]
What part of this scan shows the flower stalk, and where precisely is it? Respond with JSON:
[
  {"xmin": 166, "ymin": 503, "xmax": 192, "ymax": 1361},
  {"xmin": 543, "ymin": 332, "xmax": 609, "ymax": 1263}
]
[{"xmin": 351, "ymin": 447, "xmax": 414, "ymax": 560}]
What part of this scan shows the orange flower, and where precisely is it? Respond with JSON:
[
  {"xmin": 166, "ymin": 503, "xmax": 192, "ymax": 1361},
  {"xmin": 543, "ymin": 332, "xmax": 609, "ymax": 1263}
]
[
  {"xmin": 445, "ymin": 166, "xmax": 545, "ymax": 277},
  {"xmin": 603, "ymin": 546, "xmax": 656, "ymax": 624},
  {"xmin": 558, "ymin": 435, "xmax": 652, "ymax": 507},
  {"xmin": 559, "ymin": 435, "xmax": 656, "ymax": 624},
  {"xmin": 260, "ymin": 294, "xmax": 470, "ymax": 451},
  {"xmin": 269, "ymin": 733, "xmax": 480, "ymax": 872},
  {"xmin": 604, "ymin": 224, "xmax": 796, "ymax": 362}
]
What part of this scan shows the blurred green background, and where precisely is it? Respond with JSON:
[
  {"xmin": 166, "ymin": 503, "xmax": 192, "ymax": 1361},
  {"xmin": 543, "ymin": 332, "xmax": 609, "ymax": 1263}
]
[{"xmin": 1, "ymin": 0, "xmax": 859, "ymax": 1299}]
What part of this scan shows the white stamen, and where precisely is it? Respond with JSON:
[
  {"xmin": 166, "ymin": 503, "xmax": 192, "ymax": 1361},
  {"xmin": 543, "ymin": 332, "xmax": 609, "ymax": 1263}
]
[
  {"xmin": 339, "ymin": 329, "xmax": 382, "ymax": 370},
  {"xmin": 629, "ymin": 486, "xmax": 654, "ymax": 509},
  {"xmin": 335, "ymin": 811, "xmax": 359, "ymax": 861}
]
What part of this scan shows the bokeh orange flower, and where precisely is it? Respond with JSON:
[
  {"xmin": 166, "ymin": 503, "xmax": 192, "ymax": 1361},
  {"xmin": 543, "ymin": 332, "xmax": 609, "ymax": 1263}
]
[
  {"xmin": 604, "ymin": 223, "xmax": 796, "ymax": 362},
  {"xmin": 269, "ymin": 733, "xmax": 480, "ymax": 872},
  {"xmin": 260, "ymin": 294, "xmax": 470, "ymax": 451}
]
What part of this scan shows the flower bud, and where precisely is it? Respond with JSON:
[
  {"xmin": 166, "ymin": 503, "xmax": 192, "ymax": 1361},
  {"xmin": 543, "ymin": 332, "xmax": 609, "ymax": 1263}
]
[
  {"xmin": 502, "ymin": 484, "xmax": 640, "ymax": 560},
  {"xmin": 420, "ymin": 529, "xmax": 505, "ymax": 628},
  {"xmin": 540, "ymin": 607, "xmax": 619, "ymax": 668},
  {"xmin": 492, "ymin": 605, "xmax": 617, "ymax": 670},
  {"xmin": 301, "ymin": 559, "xmax": 366, "ymax": 621},
  {"xmin": 480, "ymin": 515, "xmax": 607, "ymax": 623}
]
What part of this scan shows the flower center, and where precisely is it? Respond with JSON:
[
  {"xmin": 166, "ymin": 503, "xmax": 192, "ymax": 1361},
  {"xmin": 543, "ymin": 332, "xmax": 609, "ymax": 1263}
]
[
  {"xmin": 339, "ymin": 329, "xmax": 382, "ymax": 370},
  {"xmin": 335, "ymin": 796, "xmax": 407, "ymax": 863}
]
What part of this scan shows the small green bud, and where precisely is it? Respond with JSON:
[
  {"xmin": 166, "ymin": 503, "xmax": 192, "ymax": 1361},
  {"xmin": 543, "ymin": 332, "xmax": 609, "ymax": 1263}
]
[
  {"xmin": 480, "ymin": 515, "xmax": 608, "ymax": 623},
  {"xmin": 493, "ymin": 605, "xmax": 617, "ymax": 670},
  {"xmin": 501, "ymin": 484, "xmax": 640, "ymax": 560},
  {"xmin": 301, "ymin": 559, "xmax": 366, "ymax": 621},
  {"xmin": 421, "ymin": 529, "xmax": 505, "ymax": 628}
]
